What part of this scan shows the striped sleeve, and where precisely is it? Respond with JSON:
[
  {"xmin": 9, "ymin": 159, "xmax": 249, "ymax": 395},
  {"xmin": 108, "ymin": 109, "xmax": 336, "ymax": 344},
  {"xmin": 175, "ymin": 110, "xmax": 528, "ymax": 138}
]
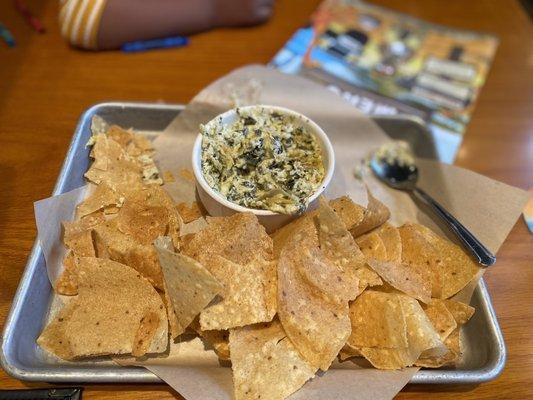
[{"xmin": 59, "ymin": 0, "xmax": 107, "ymax": 49}]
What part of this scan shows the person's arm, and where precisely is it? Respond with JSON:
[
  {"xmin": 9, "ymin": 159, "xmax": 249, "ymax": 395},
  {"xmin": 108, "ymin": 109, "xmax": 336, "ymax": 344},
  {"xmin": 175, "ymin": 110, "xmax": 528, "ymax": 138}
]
[{"xmin": 59, "ymin": 0, "xmax": 274, "ymax": 50}]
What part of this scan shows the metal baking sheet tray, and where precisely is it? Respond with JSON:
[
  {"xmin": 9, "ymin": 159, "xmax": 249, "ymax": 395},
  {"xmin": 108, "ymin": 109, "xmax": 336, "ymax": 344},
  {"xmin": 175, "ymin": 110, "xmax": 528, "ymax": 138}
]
[{"xmin": 1, "ymin": 102, "xmax": 506, "ymax": 384}]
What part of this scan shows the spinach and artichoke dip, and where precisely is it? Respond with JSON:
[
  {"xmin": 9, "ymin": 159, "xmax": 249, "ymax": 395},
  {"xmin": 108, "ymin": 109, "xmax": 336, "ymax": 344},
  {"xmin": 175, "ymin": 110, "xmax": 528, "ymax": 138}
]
[{"xmin": 201, "ymin": 108, "xmax": 325, "ymax": 214}]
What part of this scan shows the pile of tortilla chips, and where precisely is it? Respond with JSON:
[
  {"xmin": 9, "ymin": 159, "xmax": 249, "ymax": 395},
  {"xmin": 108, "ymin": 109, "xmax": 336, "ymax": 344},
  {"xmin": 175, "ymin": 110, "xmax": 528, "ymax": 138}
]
[{"xmin": 38, "ymin": 122, "xmax": 480, "ymax": 400}]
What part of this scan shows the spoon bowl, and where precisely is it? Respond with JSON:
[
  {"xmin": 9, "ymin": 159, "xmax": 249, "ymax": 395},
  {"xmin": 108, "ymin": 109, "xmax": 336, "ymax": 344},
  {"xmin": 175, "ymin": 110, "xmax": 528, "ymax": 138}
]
[{"xmin": 370, "ymin": 156, "xmax": 418, "ymax": 190}]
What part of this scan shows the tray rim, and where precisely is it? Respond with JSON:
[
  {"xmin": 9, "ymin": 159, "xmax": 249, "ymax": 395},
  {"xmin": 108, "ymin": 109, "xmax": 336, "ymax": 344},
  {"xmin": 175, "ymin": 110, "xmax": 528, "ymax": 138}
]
[{"xmin": 1, "ymin": 101, "xmax": 506, "ymax": 385}]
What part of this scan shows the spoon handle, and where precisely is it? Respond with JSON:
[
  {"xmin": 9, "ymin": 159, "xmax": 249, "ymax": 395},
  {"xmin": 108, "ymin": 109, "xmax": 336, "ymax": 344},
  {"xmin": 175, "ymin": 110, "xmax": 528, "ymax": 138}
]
[{"xmin": 413, "ymin": 187, "xmax": 496, "ymax": 266}]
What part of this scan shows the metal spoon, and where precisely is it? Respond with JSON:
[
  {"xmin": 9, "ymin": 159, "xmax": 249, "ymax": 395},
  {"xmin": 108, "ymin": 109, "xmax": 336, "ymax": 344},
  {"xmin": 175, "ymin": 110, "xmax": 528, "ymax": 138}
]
[{"xmin": 370, "ymin": 155, "xmax": 496, "ymax": 266}]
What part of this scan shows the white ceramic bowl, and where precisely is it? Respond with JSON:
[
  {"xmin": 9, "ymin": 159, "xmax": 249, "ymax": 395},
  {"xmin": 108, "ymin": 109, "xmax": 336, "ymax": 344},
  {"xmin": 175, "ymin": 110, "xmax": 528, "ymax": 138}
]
[{"xmin": 192, "ymin": 105, "xmax": 335, "ymax": 233}]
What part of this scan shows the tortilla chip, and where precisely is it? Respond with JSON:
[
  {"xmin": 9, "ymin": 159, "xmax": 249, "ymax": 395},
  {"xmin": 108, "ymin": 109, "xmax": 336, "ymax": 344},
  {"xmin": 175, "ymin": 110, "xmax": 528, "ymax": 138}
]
[
  {"xmin": 317, "ymin": 197, "xmax": 368, "ymax": 299},
  {"xmin": 357, "ymin": 295, "xmax": 444, "ymax": 369},
  {"xmin": 55, "ymin": 252, "xmax": 78, "ymax": 295},
  {"xmin": 62, "ymin": 212, "xmax": 104, "ymax": 257},
  {"xmin": 120, "ymin": 185, "xmax": 182, "ymax": 247},
  {"xmin": 317, "ymin": 198, "xmax": 381, "ymax": 293},
  {"xmin": 196, "ymin": 328, "xmax": 231, "ymax": 360},
  {"xmin": 356, "ymin": 232, "xmax": 388, "ymax": 261},
  {"xmin": 93, "ymin": 221, "xmax": 164, "ymax": 289},
  {"xmin": 350, "ymin": 188, "xmax": 390, "ymax": 237},
  {"xmin": 182, "ymin": 213, "xmax": 273, "ymax": 265},
  {"xmin": 398, "ymin": 224, "xmax": 443, "ymax": 298},
  {"xmin": 329, "ymin": 196, "xmax": 365, "ymax": 232},
  {"xmin": 271, "ymin": 212, "xmax": 318, "ymax": 258},
  {"xmin": 443, "ymin": 299, "xmax": 475, "ymax": 325},
  {"xmin": 76, "ymin": 184, "xmax": 123, "ymax": 218},
  {"xmin": 278, "ymin": 233, "xmax": 351, "ymax": 371},
  {"xmin": 115, "ymin": 199, "xmax": 169, "ymax": 245},
  {"xmin": 422, "ymin": 300, "xmax": 457, "ymax": 341},
  {"xmin": 180, "ymin": 217, "xmax": 208, "ymax": 238},
  {"xmin": 348, "ymin": 291, "xmax": 407, "ymax": 349},
  {"xmin": 413, "ymin": 223, "xmax": 482, "ymax": 298},
  {"xmin": 88, "ymin": 133, "xmax": 122, "ymax": 171},
  {"xmin": 132, "ymin": 311, "xmax": 162, "ymax": 357},
  {"xmin": 85, "ymin": 134, "xmax": 143, "ymax": 190},
  {"xmin": 402, "ymin": 223, "xmax": 482, "ymax": 299},
  {"xmin": 131, "ymin": 133, "xmax": 154, "ymax": 153},
  {"xmin": 229, "ymin": 319, "xmax": 316, "ymax": 400},
  {"xmin": 416, "ymin": 328, "xmax": 461, "ymax": 368},
  {"xmin": 366, "ymin": 259, "xmax": 432, "ymax": 304},
  {"xmin": 106, "ymin": 125, "xmax": 134, "ymax": 148},
  {"xmin": 338, "ymin": 344, "xmax": 362, "ymax": 361},
  {"xmin": 199, "ymin": 255, "xmax": 276, "ymax": 330},
  {"xmin": 37, "ymin": 257, "xmax": 168, "ymax": 360},
  {"xmin": 176, "ymin": 201, "xmax": 204, "ymax": 224},
  {"xmin": 375, "ymin": 223, "xmax": 402, "ymax": 263},
  {"xmin": 155, "ymin": 246, "xmax": 224, "ymax": 337}
]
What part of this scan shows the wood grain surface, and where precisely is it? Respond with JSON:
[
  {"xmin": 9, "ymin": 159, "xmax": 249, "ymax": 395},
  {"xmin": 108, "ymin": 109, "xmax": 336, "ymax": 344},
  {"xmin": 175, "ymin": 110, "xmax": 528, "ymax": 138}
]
[{"xmin": 1, "ymin": 0, "xmax": 532, "ymax": 399}]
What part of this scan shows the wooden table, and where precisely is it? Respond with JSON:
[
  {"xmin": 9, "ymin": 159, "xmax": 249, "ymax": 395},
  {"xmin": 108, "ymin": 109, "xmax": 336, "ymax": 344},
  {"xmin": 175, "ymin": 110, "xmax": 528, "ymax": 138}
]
[{"xmin": 1, "ymin": 0, "xmax": 531, "ymax": 398}]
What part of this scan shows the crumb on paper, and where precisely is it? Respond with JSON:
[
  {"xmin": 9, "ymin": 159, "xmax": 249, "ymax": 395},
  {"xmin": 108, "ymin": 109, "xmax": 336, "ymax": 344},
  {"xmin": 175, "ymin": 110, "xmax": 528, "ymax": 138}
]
[
  {"xmin": 178, "ymin": 168, "xmax": 195, "ymax": 183},
  {"xmin": 163, "ymin": 171, "xmax": 175, "ymax": 183}
]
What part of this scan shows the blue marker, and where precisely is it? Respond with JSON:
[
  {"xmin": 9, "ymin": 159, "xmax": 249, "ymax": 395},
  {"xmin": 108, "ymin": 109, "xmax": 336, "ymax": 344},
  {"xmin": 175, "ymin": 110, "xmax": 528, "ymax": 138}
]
[
  {"xmin": 0, "ymin": 23, "xmax": 16, "ymax": 47},
  {"xmin": 122, "ymin": 36, "xmax": 188, "ymax": 53}
]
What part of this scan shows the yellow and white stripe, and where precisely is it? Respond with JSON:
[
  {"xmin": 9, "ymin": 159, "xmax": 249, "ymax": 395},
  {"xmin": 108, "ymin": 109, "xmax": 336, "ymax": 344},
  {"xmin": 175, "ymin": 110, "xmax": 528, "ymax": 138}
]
[{"xmin": 59, "ymin": 0, "xmax": 107, "ymax": 49}]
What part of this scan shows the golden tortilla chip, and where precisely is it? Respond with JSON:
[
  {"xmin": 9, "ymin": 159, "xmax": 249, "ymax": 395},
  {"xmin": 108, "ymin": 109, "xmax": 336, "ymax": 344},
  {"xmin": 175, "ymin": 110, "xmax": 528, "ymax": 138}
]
[
  {"xmin": 115, "ymin": 199, "xmax": 169, "ymax": 245},
  {"xmin": 329, "ymin": 196, "xmax": 365, "ymax": 232},
  {"xmin": 199, "ymin": 255, "xmax": 276, "ymax": 330},
  {"xmin": 366, "ymin": 259, "xmax": 432, "ymax": 304},
  {"xmin": 131, "ymin": 133, "xmax": 154, "ymax": 153},
  {"xmin": 38, "ymin": 257, "xmax": 168, "ymax": 360},
  {"xmin": 398, "ymin": 224, "xmax": 443, "ymax": 298},
  {"xmin": 151, "ymin": 236, "xmax": 180, "ymax": 338},
  {"xmin": 375, "ymin": 223, "xmax": 402, "ymax": 263},
  {"xmin": 62, "ymin": 212, "xmax": 104, "ymax": 257},
  {"xmin": 338, "ymin": 344, "xmax": 362, "ymax": 361},
  {"xmin": 93, "ymin": 221, "xmax": 164, "ymax": 289},
  {"xmin": 356, "ymin": 232, "xmax": 387, "ymax": 261},
  {"xmin": 55, "ymin": 252, "xmax": 78, "ymax": 296},
  {"xmin": 317, "ymin": 197, "xmax": 369, "ymax": 299},
  {"xmin": 132, "ymin": 311, "xmax": 162, "ymax": 357},
  {"xmin": 85, "ymin": 134, "xmax": 143, "ymax": 190},
  {"xmin": 182, "ymin": 213, "xmax": 273, "ymax": 265},
  {"xmin": 402, "ymin": 223, "xmax": 482, "ymax": 299},
  {"xmin": 155, "ymin": 246, "xmax": 224, "ymax": 337},
  {"xmin": 271, "ymin": 212, "xmax": 318, "ymax": 258},
  {"xmin": 443, "ymin": 299, "xmax": 475, "ymax": 325},
  {"xmin": 179, "ymin": 217, "xmax": 208, "ymax": 238},
  {"xmin": 347, "ymin": 291, "xmax": 407, "ymax": 349},
  {"xmin": 416, "ymin": 328, "xmax": 461, "ymax": 368},
  {"xmin": 76, "ymin": 184, "xmax": 123, "ymax": 218},
  {"xmin": 196, "ymin": 328, "xmax": 230, "ymax": 360},
  {"xmin": 176, "ymin": 201, "xmax": 204, "ymax": 224},
  {"xmin": 422, "ymin": 300, "xmax": 457, "ymax": 341},
  {"xmin": 121, "ymin": 185, "xmax": 182, "ymax": 247},
  {"xmin": 357, "ymin": 295, "xmax": 444, "ymax": 369},
  {"xmin": 350, "ymin": 188, "xmax": 390, "ymax": 237},
  {"xmin": 106, "ymin": 125, "xmax": 134, "ymax": 148},
  {"xmin": 317, "ymin": 197, "xmax": 381, "ymax": 292},
  {"xmin": 229, "ymin": 319, "xmax": 316, "ymax": 400},
  {"xmin": 278, "ymin": 233, "xmax": 351, "ymax": 371}
]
